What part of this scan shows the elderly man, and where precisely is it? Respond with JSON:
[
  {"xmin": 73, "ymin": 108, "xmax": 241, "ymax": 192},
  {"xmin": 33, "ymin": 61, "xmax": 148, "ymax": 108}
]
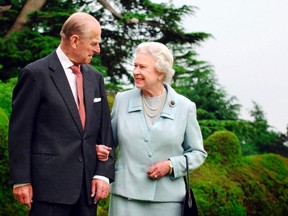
[{"xmin": 8, "ymin": 12, "xmax": 115, "ymax": 216}]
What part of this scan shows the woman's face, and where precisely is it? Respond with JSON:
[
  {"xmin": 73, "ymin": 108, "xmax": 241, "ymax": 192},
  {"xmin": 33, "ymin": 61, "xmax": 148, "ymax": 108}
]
[{"xmin": 133, "ymin": 53, "xmax": 163, "ymax": 94}]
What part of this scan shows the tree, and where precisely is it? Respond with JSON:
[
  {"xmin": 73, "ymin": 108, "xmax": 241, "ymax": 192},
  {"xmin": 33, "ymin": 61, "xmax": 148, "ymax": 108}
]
[
  {"xmin": 0, "ymin": 0, "xmax": 77, "ymax": 80},
  {"xmin": 0, "ymin": 0, "xmax": 210, "ymax": 83},
  {"xmin": 5, "ymin": 0, "xmax": 46, "ymax": 38},
  {"xmin": 91, "ymin": 0, "xmax": 212, "ymax": 85},
  {"xmin": 0, "ymin": 1, "xmax": 285, "ymax": 215},
  {"xmin": 250, "ymin": 101, "xmax": 267, "ymax": 124},
  {"xmin": 1, "ymin": 0, "xmax": 240, "ymax": 120}
]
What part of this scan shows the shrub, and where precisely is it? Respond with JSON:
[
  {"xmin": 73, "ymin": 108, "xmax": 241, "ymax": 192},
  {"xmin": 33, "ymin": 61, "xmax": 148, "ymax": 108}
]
[
  {"xmin": 231, "ymin": 154, "xmax": 288, "ymax": 215},
  {"xmin": 192, "ymin": 163, "xmax": 246, "ymax": 216},
  {"xmin": 199, "ymin": 120, "xmax": 282, "ymax": 156},
  {"xmin": 204, "ymin": 130, "xmax": 241, "ymax": 165},
  {"xmin": 0, "ymin": 108, "xmax": 28, "ymax": 216},
  {"xmin": 0, "ymin": 77, "xmax": 17, "ymax": 116}
]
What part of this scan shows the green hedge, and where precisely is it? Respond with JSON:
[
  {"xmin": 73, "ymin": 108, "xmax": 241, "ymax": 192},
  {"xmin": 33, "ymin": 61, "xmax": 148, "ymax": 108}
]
[
  {"xmin": 191, "ymin": 131, "xmax": 288, "ymax": 215},
  {"xmin": 0, "ymin": 108, "xmax": 28, "ymax": 215},
  {"xmin": 199, "ymin": 120, "xmax": 283, "ymax": 156}
]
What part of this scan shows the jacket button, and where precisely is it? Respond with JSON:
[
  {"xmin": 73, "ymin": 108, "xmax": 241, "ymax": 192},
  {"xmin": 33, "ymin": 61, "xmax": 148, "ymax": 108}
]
[
  {"xmin": 78, "ymin": 157, "xmax": 83, "ymax": 162},
  {"xmin": 144, "ymin": 138, "xmax": 149, "ymax": 142},
  {"xmin": 148, "ymin": 153, "xmax": 153, "ymax": 157}
]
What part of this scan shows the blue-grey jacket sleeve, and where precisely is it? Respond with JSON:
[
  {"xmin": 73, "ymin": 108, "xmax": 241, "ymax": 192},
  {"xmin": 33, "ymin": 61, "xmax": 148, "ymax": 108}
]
[{"xmin": 169, "ymin": 101, "xmax": 207, "ymax": 179}]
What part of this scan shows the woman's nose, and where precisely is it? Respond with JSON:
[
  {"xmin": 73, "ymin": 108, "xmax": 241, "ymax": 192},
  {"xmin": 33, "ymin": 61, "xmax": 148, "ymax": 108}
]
[{"xmin": 133, "ymin": 67, "xmax": 140, "ymax": 75}]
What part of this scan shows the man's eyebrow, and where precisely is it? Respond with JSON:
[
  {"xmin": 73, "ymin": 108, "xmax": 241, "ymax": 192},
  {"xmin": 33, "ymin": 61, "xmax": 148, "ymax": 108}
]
[{"xmin": 95, "ymin": 38, "xmax": 102, "ymax": 43}]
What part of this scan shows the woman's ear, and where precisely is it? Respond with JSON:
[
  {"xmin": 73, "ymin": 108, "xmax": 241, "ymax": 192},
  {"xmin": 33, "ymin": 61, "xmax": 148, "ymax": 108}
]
[{"xmin": 158, "ymin": 72, "xmax": 165, "ymax": 81}]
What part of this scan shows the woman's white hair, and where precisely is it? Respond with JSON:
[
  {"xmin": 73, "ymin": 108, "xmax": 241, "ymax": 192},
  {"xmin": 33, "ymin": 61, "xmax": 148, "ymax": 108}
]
[{"xmin": 135, "ymin": 42, "xmax": 175, "ymax": 84}]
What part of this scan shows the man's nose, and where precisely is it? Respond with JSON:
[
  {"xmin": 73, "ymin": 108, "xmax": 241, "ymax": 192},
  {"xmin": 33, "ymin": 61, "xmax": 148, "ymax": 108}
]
[{"xmin": 93, "ymin": 44, "xmax": 100, "ymax": 54}]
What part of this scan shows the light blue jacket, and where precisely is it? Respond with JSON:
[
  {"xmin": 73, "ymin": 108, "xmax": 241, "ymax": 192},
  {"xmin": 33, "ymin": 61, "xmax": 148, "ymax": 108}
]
[{"xmin": 110, "ymin": 84, "xmax": 207, "ymax": 202}]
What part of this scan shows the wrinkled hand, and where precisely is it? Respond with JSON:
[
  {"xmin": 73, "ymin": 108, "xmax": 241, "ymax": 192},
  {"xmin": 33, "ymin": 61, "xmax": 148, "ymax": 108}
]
[
  {"xmin": 90, "ymin": 179, "xmax": 110, "ymax": 204},
  {"xmin": 96, "ymin": 144, "xmax": 112, "ymax": 161},
  {"xmin": 13, "ymin": 184, "xmax": 33, "ymax": 210},
  {"xmin": 147, "ymin": 160, "xmax": 170, "ymax": 180}
]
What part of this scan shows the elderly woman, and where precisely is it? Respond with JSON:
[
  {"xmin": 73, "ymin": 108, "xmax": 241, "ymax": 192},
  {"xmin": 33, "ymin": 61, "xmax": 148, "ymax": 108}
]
[{"xmin": 98, "ymin": 42, "xmax": 207, "ymax": 216}]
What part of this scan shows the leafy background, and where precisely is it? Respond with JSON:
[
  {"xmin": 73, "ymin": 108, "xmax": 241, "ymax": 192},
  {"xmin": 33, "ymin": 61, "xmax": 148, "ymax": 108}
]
[{"xmin": 0, "ymin": 0, "xmax": 287, "ymax": 215}]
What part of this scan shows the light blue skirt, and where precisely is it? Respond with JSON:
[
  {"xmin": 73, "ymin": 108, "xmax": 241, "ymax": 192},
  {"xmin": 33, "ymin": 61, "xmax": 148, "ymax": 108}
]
[{"xmin": 108, "ymin": 194, "xmax": 183, "ymax": 216}]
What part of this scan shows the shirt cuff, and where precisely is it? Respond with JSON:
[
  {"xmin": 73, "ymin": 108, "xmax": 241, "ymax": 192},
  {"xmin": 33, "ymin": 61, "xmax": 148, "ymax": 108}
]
[
  {"xmin": 93, "ymin": 175, "xmax": 109, "ymax": 183},
  {"xmin": 13, "ymin": 183, "xmax": 31, "ymax": 188}
]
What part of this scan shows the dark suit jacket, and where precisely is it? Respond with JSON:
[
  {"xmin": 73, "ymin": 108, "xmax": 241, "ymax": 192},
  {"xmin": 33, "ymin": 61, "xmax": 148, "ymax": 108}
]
[{"xmin": 8, "ymin": 51, "xmax": 115, "ymax": 205}]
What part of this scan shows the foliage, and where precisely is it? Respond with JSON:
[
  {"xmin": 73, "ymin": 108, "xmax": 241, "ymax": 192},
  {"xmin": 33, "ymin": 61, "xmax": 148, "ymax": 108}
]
[
  {"xmin": 193, "ymin": 167, "xmax": 246, "ymax": 216},
  {"xmin": 97, "ymin": 197, "xmax": 110, "ymax": 216},
  {"xmin": 0, "ymin": 0, "xmax": 26, "ymax": 36},
  {"xmin": 199, "ymin": 119, "xmax": 284, "ymax": 156},
  {"xmin": 0, "ymin": 0, "xmax": 75, "ymax": 80},
  {"xmin": 0, "ymin": 0, "xmax": 210, "ymax": 83},
  {"xmin": 191, "ymin": 131, "xmax": 288, "ymax": 216},
  {"xmin": 0, "ymin": 0, "xmax": 287, "ymax": 215},
  {"xmin": 0, "ymin": 0, "xmax": 283, "ymax": 132},
  {"xmin": 0, "ymin": 107, "xmax": 28, "ymax": 216},
  {"xmin": 0, "ymin": 76, "xmax": 27, "ymax": 214},
  {"xmin": 0, "ymin": 30, "xmax": 60, "ymax": 80},
  {"xmin": 0, "ymin": 77, "xmax": 17, "ymax": 116},
  {"xmin": 1, "ymin": 91, "xmax": 287, "ymax": 215},
  {"xmin": 0, "ymin": 0, "xmax": 247, "ymax": 121},
  {"xmin": 250, "ymin": 101, "xmax": 267, "ymax": 123},
  {"xmin": 232, "ymin": 154, "xmax": 288, "ymax": 215},
  {"xmin": 204, "ymin": 130, "xmax": 241, "ymax": 165},
  {"xmin": 92, "ymin": 0, "xmax": 211, "ymax": 84}
]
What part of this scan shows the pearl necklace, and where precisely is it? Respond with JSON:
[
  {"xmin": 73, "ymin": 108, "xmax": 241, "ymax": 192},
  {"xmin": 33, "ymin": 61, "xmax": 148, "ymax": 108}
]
[{"xmin": 142, "ymin": 88, "xmax": 166, "ymax": 118}]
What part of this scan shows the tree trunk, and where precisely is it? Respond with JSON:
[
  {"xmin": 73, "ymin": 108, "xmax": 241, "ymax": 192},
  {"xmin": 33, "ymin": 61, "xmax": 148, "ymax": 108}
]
[
  {"xmin": 97, "ymin": 0, "xmax": 139, "ymax": 24},
  {"xmin": 5, "ymin": 0, "xmax": 46, "ymax": 38},
  {"xmin": 97, "ymin": 0, "xmax": 122, "ymax": 19}
]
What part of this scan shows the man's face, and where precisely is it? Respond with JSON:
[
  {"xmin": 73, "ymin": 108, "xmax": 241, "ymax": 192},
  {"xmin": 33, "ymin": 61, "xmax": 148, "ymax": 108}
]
[{"xmin": 74, "ymin": 28, "xmax": 101, "ymax": 65}]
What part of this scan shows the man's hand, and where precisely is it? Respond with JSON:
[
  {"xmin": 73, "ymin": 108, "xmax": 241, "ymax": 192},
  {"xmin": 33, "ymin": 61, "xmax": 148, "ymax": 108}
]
[
  {"xmin": 90, "ymin": 179, "xmax": 110, "ymax": 204},
  {"xmin": 13, "ymin": 184, "xmax": 33, "ymax": 210}
]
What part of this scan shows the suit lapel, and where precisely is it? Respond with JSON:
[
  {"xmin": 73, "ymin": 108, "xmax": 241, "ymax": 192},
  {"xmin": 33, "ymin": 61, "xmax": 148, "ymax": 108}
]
[
  {"xmin": 81, "ymin": 65, "xmax": 94, "ymax": 130},
  {"xmin": 49, "ymin": 52, "xmax": 83, "ymax": 134}
]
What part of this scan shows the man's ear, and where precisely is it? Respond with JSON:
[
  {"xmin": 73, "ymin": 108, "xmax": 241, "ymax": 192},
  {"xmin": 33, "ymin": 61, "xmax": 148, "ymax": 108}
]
[{"xmin": 70, "ymin": 34, "xmax": 79, "ymax": 49}]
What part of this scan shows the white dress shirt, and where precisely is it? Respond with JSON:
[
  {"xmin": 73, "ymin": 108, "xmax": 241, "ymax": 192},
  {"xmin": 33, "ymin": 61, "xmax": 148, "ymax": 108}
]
[{"xmin": 56, "ymin": 47, "xmax": 109, "ymax": 183}]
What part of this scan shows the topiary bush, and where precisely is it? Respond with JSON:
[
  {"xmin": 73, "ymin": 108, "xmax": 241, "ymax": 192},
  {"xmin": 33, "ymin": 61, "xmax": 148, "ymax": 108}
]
[
  {"xmin": 191, "ymin": 163, "xmax": 246, "ymax": 216},
  {"xmin": 199, "ymin": 119, "xmax": 283, "ymax": 156},
  {"xmin": 204, "ymin": 130, "xmax": 241, "ymax": 166},
  {"xmin": 191, "ymin": 130, "xmax": 288, "ymax": 215},
  {"xmin": 232, "ymin": 154, "xmax": 288, "ymax": 215}
]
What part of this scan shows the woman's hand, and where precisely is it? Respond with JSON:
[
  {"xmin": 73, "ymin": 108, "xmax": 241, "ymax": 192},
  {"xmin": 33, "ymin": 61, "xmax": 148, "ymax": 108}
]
[
  {"xmin": 96, "ymin": 144, "xmax": 112, "ymax": 161},
  {"xmin": 147, "ymin": 160, "xmax": 171, "ymax": 180}
]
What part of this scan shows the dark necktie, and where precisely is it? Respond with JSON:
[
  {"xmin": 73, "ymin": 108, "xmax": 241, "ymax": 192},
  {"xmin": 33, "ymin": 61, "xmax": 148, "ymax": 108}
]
[{"xmin": 70, "ymin": 65, "xmax": 86, "ymax": 128}]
